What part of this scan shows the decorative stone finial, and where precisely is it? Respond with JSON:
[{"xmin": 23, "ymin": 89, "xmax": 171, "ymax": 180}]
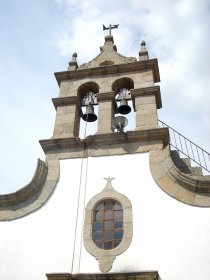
[
  {"xmin": 68, "ymin": 52, "xmax": 78, "ymax": 70},
  {"xmin": 72, "ymin": 52, "xmax": 77, "ymax": 58},
  {"xmin": 139, "ymin": 40, "xmax": 149, "ymax": 61},
  {"xmin": 103, "ymin": 177, "xmax": 115, "ymax": 190},
  {"xmin": 141, "ymin": 40, "xmax": 146, "ymax": 46}
]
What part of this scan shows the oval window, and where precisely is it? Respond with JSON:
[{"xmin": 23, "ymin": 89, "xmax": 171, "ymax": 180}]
[{"xmin": 92, "ymin": 200, "xmax": 123, "ymax": 250}]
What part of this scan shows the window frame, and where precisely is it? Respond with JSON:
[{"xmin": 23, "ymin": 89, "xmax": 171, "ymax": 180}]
[{"xmin": 83, "ymin": 180, "xmax": 133, "ymax": 273}]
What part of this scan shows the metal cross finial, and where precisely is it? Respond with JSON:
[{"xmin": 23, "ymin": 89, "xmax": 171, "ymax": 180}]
[{"xmin": 103, "ymin": 24, "xmax": 119, "ymax": 36}]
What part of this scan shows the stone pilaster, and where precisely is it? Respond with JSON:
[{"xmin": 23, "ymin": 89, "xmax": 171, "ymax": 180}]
[
  {"xmin": 97, "ymin": 92, "xmax": 116, "ymax": 134},
  {"xmin": 131, "ymin": 86, "xmax": 161, "ymax": 130},
  {"xmin": 52, "ymin": 96, "xmax": 80, "ymax": 138}
]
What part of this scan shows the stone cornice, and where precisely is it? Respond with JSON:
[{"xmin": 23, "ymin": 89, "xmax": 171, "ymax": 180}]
[
  {"xmin": 46, "ymin": 272, "xmax": 160, "ymax": 280},
  {"xmin": 168, "ymin": 166, "xmax": 210, "ymax": 193},
  {"xmin": 52, "ymin": 96, "xmax": 80, "ymax": 110},
  {"xmin": 149, "ymin": 146, "xmax": 210, "ymax": 207},
  {"xmin": 54, "ymin": 59, "xmax": 160, "ymax": 86},
  {"xmin": 131, "ymin": 86, "xmax": 162, "ymax": 109},
  {"xmin": 39, "ymin": 128, "xmax": 169, "ymax": 154}
]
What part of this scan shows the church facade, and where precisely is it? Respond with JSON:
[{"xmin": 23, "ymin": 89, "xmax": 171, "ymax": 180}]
[{"xmin": 0, "ymin": 31, "xmax": 210, "ymax": 280}]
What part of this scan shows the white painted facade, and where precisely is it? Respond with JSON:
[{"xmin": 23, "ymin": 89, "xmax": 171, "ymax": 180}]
[{"xmin": 1, "ymin": 153, "xmax": 210, "ymax": 280}]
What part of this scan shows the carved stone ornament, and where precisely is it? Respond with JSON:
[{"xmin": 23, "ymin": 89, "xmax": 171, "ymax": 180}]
[{"xmin": 83, "ymin": 177, "xmax": 133, "ymax": 272}]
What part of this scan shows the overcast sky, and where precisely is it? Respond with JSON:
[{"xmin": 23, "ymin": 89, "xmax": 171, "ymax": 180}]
[{"xmin": 0, "ymin": 0, "xmax": 210, "ymax": 194}]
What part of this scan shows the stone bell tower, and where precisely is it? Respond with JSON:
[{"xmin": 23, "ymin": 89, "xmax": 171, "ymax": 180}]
[
  {"xmin": 1, "ymin": 27, "xmax": 210, "ymax": 280},
  {"xmin": 40, "ymin": 32, "xmax": 166, "ymax": 154}
]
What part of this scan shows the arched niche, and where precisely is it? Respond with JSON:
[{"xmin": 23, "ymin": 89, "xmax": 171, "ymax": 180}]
[
  {"xmin": 112, "ymin": 77, "xmax": 134, "ymax": 95},
  {"xmin": 77, "ymin": 81, "xmax": 99, "ymax": 138},
  {"xmin": 111, "ymin": 77, "xmax": 135, "ymax": 132},
  {"xmin": 77, "ymin": 81, "xmax": 99, "ymax": 103}
]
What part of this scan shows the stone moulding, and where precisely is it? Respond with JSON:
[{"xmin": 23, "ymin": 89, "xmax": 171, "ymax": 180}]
[
  {"xmin": 149, "ymin": 145, "xmax": 210, "ymax": 207},
  {"xmin": 46, "ymin": 272, "xmax": 160, "ymax": 280},
  {"xmin": 39, "ymin": 128, "xmax": 169, "ymax": 154},
  {"xmin": 83, "ymin": 179, "xmax": 133, "ymax": 273},
  {"xmin": 52, "ymin": 96, "xmax": 81, "ymax": 110},
  {"xmin": 54, "ymin": 59, "xmax": 160, "ymax": 86},
  {"xmin": 0, "ymin": 158, "xmax": 60, "ymax": 221}
]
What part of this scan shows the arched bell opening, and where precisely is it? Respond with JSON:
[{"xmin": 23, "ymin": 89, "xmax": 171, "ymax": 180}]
[
  {"xmin": 77, "ymin": 82, "xmax": 99, "ymax": 138},
  {"xmin": 112, "ymin": 78, "xmax": 135, "ymax": 132},
  {"xmin": 112, "ymin": 77, "xmax": 134, "ymax": 94}
]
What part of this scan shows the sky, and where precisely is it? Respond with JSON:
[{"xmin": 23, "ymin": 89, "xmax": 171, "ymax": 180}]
[{"xmin": 0, "ymin": 0, "xmax": 210, "ymax": 194}]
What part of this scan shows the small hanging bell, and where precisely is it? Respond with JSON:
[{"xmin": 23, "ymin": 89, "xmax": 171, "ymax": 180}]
[
  {"xmin": 118, "ymin": 98, "xmax": 131, "ymax": 115},
  {"xmin": 82, "ymin": 104, "xmax": 97, "ymax": 122}
]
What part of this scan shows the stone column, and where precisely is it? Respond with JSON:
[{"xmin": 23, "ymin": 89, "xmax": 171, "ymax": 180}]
[
  {"xmin": 97, "ymin": 92, "xmax": 116, "ymax": 134},
  {"xmin": 131, "ymin": 87, "xmax": 161, "ymax": 130},
  {"xmin": 52, "ymin": 96, "xmax": 80, "ymax": 138}
]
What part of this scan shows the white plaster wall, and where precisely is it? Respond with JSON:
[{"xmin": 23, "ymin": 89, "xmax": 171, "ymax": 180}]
[{"xmin": 1, "ymin": 153, "xmax": 210, "ymax": 280}]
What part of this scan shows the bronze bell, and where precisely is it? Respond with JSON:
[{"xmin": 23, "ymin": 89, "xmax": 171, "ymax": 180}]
[
  {"xmin": 82, "ymin": 104, "xmax": 97, "ymax": 122},
  {"xmin": 118, "ymin": 98, "xmax": 131, "ymax": 115}
]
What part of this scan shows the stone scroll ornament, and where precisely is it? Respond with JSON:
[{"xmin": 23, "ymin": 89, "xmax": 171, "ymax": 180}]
[{"xmin": 83, "ymin": 177, "xmax": 133, "ymax": 272}]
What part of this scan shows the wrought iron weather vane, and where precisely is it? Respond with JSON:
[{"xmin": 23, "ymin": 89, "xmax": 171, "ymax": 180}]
[{"xmin": 103, "ymin": 24, "xmax": 119, "ymax": 36}]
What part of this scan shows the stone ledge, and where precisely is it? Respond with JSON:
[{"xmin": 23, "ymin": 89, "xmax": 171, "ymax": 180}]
[
  {"xmin": 54, "ymin": 59, "xmax": 160, "ymax": 86},
  {"xmin": 97, "ymin": 91, "xmax": 115, "ymax": 101},
  {"xmin": 40, "ymin": 128, "xmax": 169, "ymax": 154},
  {"xmin": 45, "ymin": 140, "xmax": 163, "ymax": 161},
  {"xmin": 52, "ymin": 96, "xmax": 80, "ymax": 110},
  {"xmin": 46, "ymin": 272, "xmax": 159, "ymax": 280}
]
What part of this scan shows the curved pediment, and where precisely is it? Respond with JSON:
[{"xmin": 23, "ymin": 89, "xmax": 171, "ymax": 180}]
[{"xmin": 0, "ymin": 158, "xmax": 59, "ymax": 221}]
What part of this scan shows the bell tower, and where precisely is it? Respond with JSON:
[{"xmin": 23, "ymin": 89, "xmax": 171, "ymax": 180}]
[{"xmin": 40, "ymin": 30, "xmax": 165, "ymax": 155}]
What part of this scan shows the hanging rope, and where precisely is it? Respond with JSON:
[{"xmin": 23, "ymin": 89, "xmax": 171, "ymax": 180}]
[
  {"xmin": 71, "ymin": 151, "xmax": 85, "ymax": 273},
  {"xmin": 71, "ymin": 112, "xmax": 89, "ymax": 274},
  {"xmin": 78, "ymin": 152, "xmax": 89, "ymax": 272}
]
